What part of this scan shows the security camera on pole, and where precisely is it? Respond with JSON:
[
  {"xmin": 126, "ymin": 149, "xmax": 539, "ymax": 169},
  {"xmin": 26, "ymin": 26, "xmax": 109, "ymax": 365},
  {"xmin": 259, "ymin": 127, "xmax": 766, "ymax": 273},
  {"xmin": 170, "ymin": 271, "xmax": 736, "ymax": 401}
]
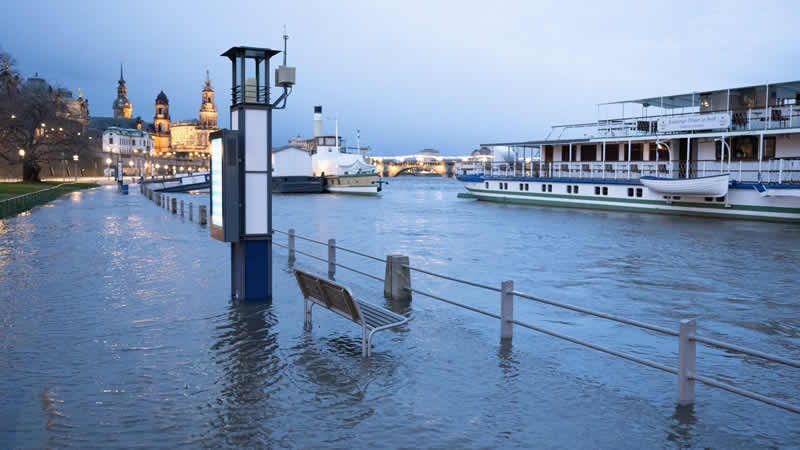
[{"xmin": 211, "ymin": 33, "xmax": 295, "ymax": 302}]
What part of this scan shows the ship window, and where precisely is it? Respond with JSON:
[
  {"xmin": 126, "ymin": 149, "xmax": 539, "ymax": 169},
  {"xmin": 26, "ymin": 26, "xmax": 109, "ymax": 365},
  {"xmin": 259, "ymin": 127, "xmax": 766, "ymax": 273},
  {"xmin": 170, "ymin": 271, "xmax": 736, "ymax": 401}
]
[
  {"xmin": 519, "ymin": 183, "xmax": 523, "ymax": 191},
  {"xmin": 567, "ymin": 185, "xmax": 572, "ymax": 194},
  {"xmin": 525, "ymin": 183, "xmax": 529, "ymax": 191},
  {"xmin": 602, "ymin": 187, "xmax": 608, "ymax": 195},
  {"xmin": 673, "ymin": 196, "xmax": 680, "ymax": 200},
  {"xmin": 705, "ymin": 197, "xmax": 713, "ymax": 202},
  {"xmin": 627, "ymin": 188, "xmax": 634, "ymax": 197},
  {"xmin": 636, "ymin": 188, "xmax": 643, "ymax": 197},
  {"xmin": 574, "ymin": 185, "xmax": 579, "ymax": 194},
  {"xmin": 547, "ymin": 184, "xmax": 552, "ymax": 192},
  {"xmin": 541, "ymin": 184, "xmax": 546, "ymax": 192},
  {"xmin": 716, "ymin": 196, "xmax": 725, "ymax": 202},
  {"xmin": 595, "ymin": 186, "xmax": 600, "ymax": 195},
  {"xmin": 485, "ymin": 182, "xmax": 488, "ymax": 188},
  {"xmin": 505, "ymin": 183, "xmax": 509, "ymax": 190}
]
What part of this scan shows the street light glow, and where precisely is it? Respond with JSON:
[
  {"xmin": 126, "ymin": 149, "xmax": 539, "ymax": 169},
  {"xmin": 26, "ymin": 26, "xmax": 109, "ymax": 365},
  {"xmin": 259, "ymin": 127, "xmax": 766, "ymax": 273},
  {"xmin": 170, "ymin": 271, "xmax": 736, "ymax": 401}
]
[
  {"xmin": 72, "ymin": 154, "xmax": 79, "ymax": 161},
  {"xmin": 106, "ymin": 158, "xmax": 112, "ymax": 164},
  {"xmin": 18, "ymin": 149, "xmax": 25, "ymax": 157}
]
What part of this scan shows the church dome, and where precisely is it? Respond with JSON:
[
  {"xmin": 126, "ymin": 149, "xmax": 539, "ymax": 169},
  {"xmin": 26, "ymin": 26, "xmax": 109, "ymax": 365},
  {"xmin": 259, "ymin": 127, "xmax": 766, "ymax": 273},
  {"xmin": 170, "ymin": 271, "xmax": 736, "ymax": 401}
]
[{"xmin": 156, "ymin": 90, "xmax": 169, "ymax": 105}]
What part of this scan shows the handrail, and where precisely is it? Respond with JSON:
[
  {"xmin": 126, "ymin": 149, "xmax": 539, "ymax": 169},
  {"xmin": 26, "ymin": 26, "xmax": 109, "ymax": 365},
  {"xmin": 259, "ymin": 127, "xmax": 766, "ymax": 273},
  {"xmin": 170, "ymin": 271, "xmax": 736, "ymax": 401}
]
[
  {"xmin": 0, "ymin": 182, "xmax": 74, "ymax": 204},
  {"xmin": 273, "ymin": 227, "xmax": 800, "ymax": 415},
  {"xmin": 512, "ymin": 290, "xmax": 678, "ymax": 336}
]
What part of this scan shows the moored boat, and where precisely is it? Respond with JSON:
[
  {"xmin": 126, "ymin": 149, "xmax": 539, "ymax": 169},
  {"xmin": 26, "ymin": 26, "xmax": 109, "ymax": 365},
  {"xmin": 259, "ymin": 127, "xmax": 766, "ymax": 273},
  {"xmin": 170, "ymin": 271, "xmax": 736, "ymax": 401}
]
[{"xmin": 457, "ymin": 79, "xmax": 800, "ymax": 222}]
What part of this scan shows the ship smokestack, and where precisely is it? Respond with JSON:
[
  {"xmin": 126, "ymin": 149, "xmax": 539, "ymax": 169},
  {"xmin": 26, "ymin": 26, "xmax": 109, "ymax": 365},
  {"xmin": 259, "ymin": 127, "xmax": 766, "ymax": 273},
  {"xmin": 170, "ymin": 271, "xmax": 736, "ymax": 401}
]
[{"xmin": 313, "ymin": 105, "xmax": 323, "ymax": 138}]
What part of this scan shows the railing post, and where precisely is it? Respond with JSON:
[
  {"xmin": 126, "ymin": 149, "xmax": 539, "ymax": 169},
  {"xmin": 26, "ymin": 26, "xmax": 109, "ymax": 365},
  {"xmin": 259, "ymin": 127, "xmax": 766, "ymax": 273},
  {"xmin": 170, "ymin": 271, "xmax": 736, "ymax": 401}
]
[
  {"xmin": 501, "ymin": 280, "xmax": 514, "ymax": 343},
  {"xmin": 677, "ymin": 318, "xmax": 696, "ymax": 406},
  {"xmin": 180, "ymin": 200, "xmax": 184, "ymax": 217},
  {"xmin": 189, "ymin": 202, "xmax": 193, "ymax": 221},
  {"xmin": 328, "ymin": 238, "xmax": 336, "ymax": 279},
  {"xmin": 288, "ymin": 228, "xmax": 296, "ymax": 266},
  {"xmin": 384, "ymin": 255, "xmax": 411, "ymax": 302}
]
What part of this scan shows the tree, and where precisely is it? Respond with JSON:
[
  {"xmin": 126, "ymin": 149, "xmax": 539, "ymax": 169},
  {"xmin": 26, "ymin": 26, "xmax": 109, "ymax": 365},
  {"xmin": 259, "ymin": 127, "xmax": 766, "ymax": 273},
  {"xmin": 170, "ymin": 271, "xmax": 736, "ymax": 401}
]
[{"xmin": 0, "ymin": 51, "xmax": 89, "ymax": 182}]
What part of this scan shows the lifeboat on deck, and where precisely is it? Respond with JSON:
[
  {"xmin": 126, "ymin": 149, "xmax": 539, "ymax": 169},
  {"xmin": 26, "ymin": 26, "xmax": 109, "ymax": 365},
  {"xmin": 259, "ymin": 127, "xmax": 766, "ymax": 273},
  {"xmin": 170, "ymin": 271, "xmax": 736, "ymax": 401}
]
[{"xmin": 640, "ymin": 174, "xmax": 729, "ymax": 197}]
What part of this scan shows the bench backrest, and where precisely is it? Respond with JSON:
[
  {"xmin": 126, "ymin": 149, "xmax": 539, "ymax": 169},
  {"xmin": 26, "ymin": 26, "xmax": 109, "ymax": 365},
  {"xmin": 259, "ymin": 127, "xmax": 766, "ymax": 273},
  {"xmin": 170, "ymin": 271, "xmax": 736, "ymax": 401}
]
[{"xmin": 294, "ymin": 270, "xmax": 361, "ymax": 323}]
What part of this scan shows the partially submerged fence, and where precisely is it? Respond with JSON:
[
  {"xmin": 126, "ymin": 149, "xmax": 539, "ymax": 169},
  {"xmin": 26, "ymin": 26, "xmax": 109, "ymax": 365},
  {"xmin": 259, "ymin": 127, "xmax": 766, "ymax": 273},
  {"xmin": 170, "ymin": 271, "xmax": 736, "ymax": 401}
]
[
  {"xmin": 273, "ymin": 228, "xmax": 799, "ymax": 415},
  {"xmin": 0, "ymin": 183, "xmax": 76, "ymax": 219}
]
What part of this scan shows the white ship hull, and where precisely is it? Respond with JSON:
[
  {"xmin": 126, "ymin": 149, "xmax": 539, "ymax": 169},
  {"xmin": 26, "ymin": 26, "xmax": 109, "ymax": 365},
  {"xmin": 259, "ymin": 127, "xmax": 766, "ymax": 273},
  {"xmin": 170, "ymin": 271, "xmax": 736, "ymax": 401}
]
[{"xmin": 457, "ymin": 175, "xmax": 800, "ymax": 223}]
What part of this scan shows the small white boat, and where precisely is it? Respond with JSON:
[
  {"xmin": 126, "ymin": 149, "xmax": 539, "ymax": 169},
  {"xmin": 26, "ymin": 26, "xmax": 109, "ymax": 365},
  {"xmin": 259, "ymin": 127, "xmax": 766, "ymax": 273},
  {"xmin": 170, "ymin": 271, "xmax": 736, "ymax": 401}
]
[{"xmin": 640, "ymin": 174, "xmax": 729, "ymax": 197}]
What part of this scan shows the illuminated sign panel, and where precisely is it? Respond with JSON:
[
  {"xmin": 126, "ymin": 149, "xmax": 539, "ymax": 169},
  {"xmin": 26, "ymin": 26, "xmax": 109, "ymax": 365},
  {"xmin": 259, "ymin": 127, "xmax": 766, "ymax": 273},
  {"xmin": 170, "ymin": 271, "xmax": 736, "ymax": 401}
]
[{"xmin": 210, "ymin": 137, "xmax": 223, "ymax": 229}]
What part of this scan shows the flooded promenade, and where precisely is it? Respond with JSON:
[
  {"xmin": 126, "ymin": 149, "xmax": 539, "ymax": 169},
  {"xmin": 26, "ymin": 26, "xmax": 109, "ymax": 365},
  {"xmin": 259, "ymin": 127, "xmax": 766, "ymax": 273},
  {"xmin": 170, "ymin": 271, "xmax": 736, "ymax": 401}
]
[{"xmin": 1, "ymin": 178, "xmax": 798, "ymax": 448}]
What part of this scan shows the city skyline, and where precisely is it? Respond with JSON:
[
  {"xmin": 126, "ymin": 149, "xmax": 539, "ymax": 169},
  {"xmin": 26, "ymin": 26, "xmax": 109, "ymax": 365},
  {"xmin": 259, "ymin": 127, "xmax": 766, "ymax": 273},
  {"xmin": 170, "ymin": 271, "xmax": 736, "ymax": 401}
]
[{"xmin": 2, "ymin": 0, "xmax": 799, "ymax": 155}]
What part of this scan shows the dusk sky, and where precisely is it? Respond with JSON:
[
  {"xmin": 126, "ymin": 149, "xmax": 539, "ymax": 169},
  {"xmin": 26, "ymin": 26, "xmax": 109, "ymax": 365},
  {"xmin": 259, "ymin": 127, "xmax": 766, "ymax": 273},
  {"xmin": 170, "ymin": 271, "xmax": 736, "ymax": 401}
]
[{"xmin": 2, "ymin": 0, "xmax": 798, "ymax": 155}]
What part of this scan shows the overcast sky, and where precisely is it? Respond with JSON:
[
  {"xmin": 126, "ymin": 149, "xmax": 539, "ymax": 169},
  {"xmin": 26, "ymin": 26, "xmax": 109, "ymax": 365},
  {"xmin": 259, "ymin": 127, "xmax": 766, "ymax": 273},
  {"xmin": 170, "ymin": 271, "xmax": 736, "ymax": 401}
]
[{"xmin": 2, "ymin": 0, "xmax": 798, "ymax": 155}]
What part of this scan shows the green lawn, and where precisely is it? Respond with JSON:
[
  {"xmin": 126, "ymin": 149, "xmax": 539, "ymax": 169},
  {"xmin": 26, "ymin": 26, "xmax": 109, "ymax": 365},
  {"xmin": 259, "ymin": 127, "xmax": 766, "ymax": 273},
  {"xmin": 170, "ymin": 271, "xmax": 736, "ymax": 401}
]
[{"xmin": 0, "ymin": 182, "xmax": 99, "ymax": 218}]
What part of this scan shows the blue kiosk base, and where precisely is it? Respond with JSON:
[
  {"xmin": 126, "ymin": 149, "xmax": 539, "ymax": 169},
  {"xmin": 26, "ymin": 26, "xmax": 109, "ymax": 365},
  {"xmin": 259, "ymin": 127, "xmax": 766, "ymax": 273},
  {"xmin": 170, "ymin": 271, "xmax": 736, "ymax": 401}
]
[{"xmin": 231, "ymin": 240, "xmax": 272, "ymax": 302}]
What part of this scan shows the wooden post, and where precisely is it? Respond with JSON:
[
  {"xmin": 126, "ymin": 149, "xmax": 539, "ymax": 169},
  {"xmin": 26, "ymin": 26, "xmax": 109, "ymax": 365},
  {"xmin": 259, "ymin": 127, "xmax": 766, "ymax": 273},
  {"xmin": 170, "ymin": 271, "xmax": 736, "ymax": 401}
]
[
  {"xmin": 198, "ymin": 205, "xmax": 207, "ymax": 225},
  {"xmin": 189, "ymin": 202, "xmax": 193, "ymax": 221},
  {"xmin": 180, "ymin": 200, "xmax": 184, "ymax": 217},
  {"xmin": 288, "ymin": 228, "xmax": 296, "ymax": 266},
  {"xmin": 678, "ymin": 318, "xmax": 697, "ymax": 406},
  {"xmin": 328, "ymin": 238, "xmax": 336, "ymax": 279},
  {"xmin": 171, "ymin": 198, "xmax": 177, "ymax": 214},
  {"xmin": 384, "ymin": 255, "xmax": 411, "ymax": 302},
  {"xmin": 501, "ymin": 280, "xmax": 514, "ymax": 343}
]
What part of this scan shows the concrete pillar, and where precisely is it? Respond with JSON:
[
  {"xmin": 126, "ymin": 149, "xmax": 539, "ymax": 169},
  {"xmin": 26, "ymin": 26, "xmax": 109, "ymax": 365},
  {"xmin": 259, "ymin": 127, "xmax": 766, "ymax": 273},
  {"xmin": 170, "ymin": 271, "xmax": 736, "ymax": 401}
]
[
  {"xmin": 328, "ymin": 238, "xmax": 336, "ymax": 279},
  {"xmin": 384, "ymin": 255, "xmax": 411, "ymax": 302},
  {"xmin": 678, "ymin": 318, "xmax": 697, "ymax": 406},
  {"xmin": 180, "ymin": 200, "xmax": 184, "ymax": 217},
  {"xmin": 171, "ymin": 198, "xmax": 177, "ymax": 214},
  {"xmin": 198, "ymin": 205, "xmax": 207, "ymax": 226},
  {"xmin": 501, "ymin": 280, "xmax": 514, "ymax": 342}
]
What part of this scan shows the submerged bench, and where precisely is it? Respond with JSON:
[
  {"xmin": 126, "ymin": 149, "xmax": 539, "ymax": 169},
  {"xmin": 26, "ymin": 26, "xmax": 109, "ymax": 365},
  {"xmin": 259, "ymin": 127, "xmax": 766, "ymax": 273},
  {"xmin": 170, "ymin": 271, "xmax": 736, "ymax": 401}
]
[{"xmin": 294, "ymin": 269, "xmax": 408, "ymax": 357}]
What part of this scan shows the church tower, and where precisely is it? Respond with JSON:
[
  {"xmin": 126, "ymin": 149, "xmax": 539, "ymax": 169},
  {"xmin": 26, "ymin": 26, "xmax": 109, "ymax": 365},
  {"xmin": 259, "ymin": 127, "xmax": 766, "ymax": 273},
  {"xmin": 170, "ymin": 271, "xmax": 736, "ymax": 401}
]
[
  {"xmin": 153, "ymin": 90, "xmax": 171, "ymax": 153},
  {"xmin": 199, "ymin": 71, "xmax": 217, "ymax": 129},
  {"xmin": 112, "ymin": 64, "xmax": 132, "ymax": 118}
]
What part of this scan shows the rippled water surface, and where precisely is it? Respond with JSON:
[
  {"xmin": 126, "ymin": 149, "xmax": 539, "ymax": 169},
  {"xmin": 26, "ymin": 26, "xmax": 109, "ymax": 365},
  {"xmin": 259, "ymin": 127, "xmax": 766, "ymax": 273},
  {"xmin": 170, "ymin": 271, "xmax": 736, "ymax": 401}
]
[{"xmin": 1, "ymin": 178, "xmax": 798, "ymax": 448}]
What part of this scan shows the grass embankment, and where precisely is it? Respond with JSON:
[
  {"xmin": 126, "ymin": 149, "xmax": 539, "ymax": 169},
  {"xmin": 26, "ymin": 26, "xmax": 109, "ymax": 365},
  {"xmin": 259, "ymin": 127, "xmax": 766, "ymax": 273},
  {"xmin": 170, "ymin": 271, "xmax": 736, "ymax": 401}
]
[{"xmin": 0, "ymin": 182, "xmax": 99, "ymax": 219}]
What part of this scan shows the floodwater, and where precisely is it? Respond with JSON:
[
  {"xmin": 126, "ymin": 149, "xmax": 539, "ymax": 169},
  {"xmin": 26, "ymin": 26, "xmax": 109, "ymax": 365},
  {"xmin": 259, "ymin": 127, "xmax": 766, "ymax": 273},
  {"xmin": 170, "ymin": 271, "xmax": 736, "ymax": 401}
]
[{"xmin": 0, "ymin": 177, "xmax": 798, "ymax": 448}]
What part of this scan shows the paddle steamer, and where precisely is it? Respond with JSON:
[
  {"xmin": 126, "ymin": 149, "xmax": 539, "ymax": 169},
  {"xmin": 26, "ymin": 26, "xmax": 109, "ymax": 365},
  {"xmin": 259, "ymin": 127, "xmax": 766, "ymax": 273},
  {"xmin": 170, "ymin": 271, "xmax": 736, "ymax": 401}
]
[{"xmin": 458, "ymin": 80, "xmax": 800, "ymax": 222}]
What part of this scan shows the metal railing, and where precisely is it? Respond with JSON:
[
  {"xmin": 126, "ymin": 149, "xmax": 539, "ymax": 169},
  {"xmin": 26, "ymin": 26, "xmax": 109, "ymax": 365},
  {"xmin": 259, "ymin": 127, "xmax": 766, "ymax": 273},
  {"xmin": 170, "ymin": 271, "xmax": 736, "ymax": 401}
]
[
  {"xmin": 463, "ymin": 159, "xmax": 800, "ymax": 184},
  {"xmin": 273, "ymin": 227, "xmax": 800, "ymax": 415},
  {"xmin": 0, "ymin": 183, "xmax": 76, "ymax": 219}
]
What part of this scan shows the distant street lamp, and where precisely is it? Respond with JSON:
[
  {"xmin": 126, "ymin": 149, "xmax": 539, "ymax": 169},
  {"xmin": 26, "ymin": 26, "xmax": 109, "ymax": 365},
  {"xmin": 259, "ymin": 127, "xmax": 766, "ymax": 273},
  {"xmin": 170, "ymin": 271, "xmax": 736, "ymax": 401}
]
[
  {"xmin": 18, "ymin": 149, "xmax": 25, "ymax": 181},
  {"xmin": 72, "ymin": 154, "xmax": 79, "ymax": 181},
  {"xmin": 106, "ymin": 158, "xmax": 112, "ymax": 179}
]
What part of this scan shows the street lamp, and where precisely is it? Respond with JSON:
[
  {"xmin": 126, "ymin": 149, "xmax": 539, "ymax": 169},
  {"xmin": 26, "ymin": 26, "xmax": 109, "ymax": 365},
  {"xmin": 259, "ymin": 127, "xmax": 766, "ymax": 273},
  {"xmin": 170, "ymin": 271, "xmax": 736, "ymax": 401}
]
[
  {"xmin": 72, "ymin": 154, "xmax": 79, "ymax": 181},
  {"xmin": 106, "ymin": 158, "xmax": 112, "ymax": 179},
  {"xmin": 18, "ymin": 149, "xmax": 25, "ymax": 181}
]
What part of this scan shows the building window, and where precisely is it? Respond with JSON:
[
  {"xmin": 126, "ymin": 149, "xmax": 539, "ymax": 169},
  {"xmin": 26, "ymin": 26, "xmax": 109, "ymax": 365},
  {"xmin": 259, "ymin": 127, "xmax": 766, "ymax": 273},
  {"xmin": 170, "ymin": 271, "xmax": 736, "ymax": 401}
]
[
  {"xmin": 595, "ymin": 186, "xmax": 600, "ymax": 195},
  {"xmin": 567, "ymin": 185, "xmax": 572, "ymax": 194},
  {"xmin": 109, "ymin": 136, "xmax": 113, "ymax": 144},
  {"xmin": 602, "ymin": 187, "xmax": 608, "ymax": 195},
  {"xmin": 628, "ymin": 187, "xmax": 634, "ymax": 197},
  {"xmin": 636, "ymin": 188, "xmax": 643, "ymax": 198}
]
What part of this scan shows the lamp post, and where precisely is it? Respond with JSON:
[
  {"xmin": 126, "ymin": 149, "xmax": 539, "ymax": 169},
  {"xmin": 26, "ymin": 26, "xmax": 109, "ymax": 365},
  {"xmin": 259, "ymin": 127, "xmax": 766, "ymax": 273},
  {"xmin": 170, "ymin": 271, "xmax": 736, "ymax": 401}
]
[
  {"xmin": 18, "ymin": 149, "xmax": 25, "ymax": 181},
  {"xmin": 106, "ymin": 158, "xmax": 112, "ymax": 179},
  {"xmin": 216, "ymin": 41, "xmax": 295, "ymax": 302},
  {"xmin": 72, "ymin": 154, "xmax": 79, "ymax": 181}
]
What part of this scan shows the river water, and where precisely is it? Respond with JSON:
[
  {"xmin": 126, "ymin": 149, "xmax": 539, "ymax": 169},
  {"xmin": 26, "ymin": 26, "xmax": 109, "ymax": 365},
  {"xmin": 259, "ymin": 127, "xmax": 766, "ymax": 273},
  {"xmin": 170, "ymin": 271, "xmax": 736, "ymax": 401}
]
[{"xmin": 0, "ymin": 177, "xmax": 798, "ymax": 448}]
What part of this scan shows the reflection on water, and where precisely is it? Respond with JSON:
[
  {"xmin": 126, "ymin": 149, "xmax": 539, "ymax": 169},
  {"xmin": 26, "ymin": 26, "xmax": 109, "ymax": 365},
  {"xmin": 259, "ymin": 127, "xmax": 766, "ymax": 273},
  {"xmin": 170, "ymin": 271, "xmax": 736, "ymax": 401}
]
[{"xmin": 0, "ymin": 179, "xmax": 797, "ymax": 448}]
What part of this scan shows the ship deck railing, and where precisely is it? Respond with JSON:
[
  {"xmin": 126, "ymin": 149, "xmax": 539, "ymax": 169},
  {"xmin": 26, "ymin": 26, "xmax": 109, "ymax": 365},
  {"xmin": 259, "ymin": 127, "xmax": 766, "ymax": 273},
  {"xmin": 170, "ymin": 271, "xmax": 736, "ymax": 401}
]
[{"xmin": 462, "ymin": 159, "xmax": 800, "ymax": 184}]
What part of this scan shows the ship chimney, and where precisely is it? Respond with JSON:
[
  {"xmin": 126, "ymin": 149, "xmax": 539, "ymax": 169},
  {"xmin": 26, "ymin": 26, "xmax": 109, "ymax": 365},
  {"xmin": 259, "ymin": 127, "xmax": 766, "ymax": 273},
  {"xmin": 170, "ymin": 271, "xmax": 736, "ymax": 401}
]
[{"xmin": 313, "ymin": 105, "xmax": 323, "ymax": 138}]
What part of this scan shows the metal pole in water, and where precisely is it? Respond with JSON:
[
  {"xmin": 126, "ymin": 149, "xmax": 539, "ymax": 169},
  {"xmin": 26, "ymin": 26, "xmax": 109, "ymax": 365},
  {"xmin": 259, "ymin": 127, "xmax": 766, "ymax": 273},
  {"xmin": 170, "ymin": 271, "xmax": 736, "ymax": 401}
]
[
  {"xmin": 501, "ymin": 280, "xmax": 514, "ymax": 343},
  {"xmin": 288, "ymin": 228, "xmax": 296, "ymax": 266},
  {"xmin": 328, "ymin": 238, "xmax": 336, "ymax": 280},
  {"xmin": 678, "ymin": 318, "xmax": 697, "ymax": 406}
]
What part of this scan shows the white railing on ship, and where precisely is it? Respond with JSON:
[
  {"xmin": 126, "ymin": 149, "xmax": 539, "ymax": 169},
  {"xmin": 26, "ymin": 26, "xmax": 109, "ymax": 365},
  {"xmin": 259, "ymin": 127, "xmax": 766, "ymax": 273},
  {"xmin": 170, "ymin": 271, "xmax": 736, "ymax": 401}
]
[
  {"xmin": 272, "ymin": 228, "xmax": 800, "ymax": 415},
  {"xmin": 461, "ymin": 159, "xmax": 800, "ymax": 184}
]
